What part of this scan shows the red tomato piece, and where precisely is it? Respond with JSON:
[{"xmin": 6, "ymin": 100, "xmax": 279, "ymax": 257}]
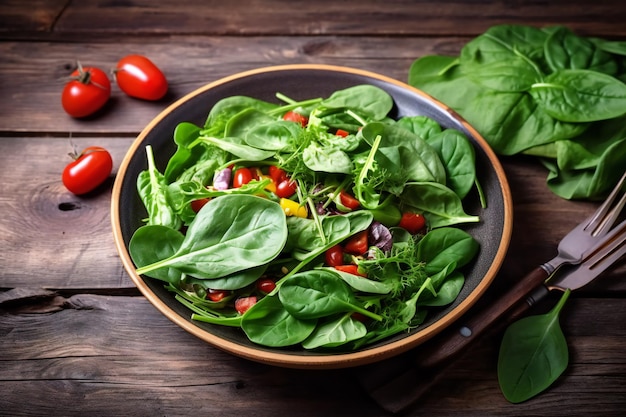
[
  {"xmin": 61, "ymin": 146, "xmax": 113, "ymax": 195},
  {"xmin": 114, "ymin": 54, "xmax": 168, "ymax": 101},
  {"xmin": 339, "ymin": 190, "xmax": 360, "ymax": 210},
  {"xmin": 207, "ymin": 289, "xmax": 230, "ymax": 302},
  {"xmin": 398, "ymin": 212, "xmax": 427, "ymax": 234},
  {"xmin": 336, "ymin": 129, "xmax": 349, "ymax": 137},
  {"xmin": 325, "ymin": 245, "xmax": 344, "ymax": 267},
  {"xmin": 351, "ymin": 312, "xmax": 368, "ymax": 323},
  {"xmin": 275, "ymin": 179, "xmax": 297, "ymax": 198},
  {"xmin": 344, "ymin": 230, "xmax": 368, "ymax": 255},
  {"xmin": 233, "ymin": 167, "xmax": 253, "ymax": 188},
  {"xmin": 283, "ymin": 111, "xmax": 308, "ymax": 127},
  {"xmin": 61, "ymin": 64, "xmax": 111, "ymax": 118},
  {"xmin": 190, "ymin": 198, "xmax": 210, "ymax": 213},
  {"xmin": 256, "ymin": 278, "xmax": 277, "ymax": 294},
  {"xmin": 268, "ymin": 166, "xmax": 288, "ymax": 183},
  {"xmin": 235, "ymin": 296, "xmax": 258, "ymax": 315},
  {"xmin": 334, "ymin": 264, "xmax": 367, "ymax": 277}
]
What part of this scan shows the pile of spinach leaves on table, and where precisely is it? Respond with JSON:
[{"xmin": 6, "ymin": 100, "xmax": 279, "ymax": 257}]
[
  {"xmin": 129, "ymin": 84, "xmax": 482, "ymax": 350},
  {"xmin": 408, "ymin": 24, "xmax": 626, "ymax": 200}
]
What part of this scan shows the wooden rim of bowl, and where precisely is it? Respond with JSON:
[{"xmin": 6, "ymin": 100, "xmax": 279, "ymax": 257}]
[{"xmin": 111, "ymin": 64, "xmax": 513, "ymax": 369}]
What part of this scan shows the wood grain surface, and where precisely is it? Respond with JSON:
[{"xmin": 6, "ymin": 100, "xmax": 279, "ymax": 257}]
[{"xmin": 1, "ymin": 1, "xmax": 625, "ymax": 416}]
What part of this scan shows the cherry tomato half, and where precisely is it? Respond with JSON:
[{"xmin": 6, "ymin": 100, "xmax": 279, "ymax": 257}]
[
  {"xmin": 61, "ymin": 64, "xmax": 111, "ymax": 118},
  {"xmin": 325, "ymin": 245, "xmax": 344, "ymax": 267},
  {"xmin": 344, "ymin": 230, "xmax": 368, "ymax": 255},
  {"xmin": 339, "ymin": 190, "xmax": 361, "ymax": 210},
  {"xmin": 62, "ymin": 146, "xmax": 113, "ymax": 195},
  {"xmin": 233, "ymin": 167, "xmax": 253, "ymax": 188},
  {"xmin": 207, "ymin": 289, "xmax": 230, "ymax": 302},
  {"xmin": 114, "ymin": 54, "xmax": 168, "ymax": 101},
  {"xmin": 335, "ymin": 129, "xmax": 349, "ymax": 137},
  {"xmin": 275, "ymin": 179, "xmax": 297, "ymax": 198},
  {"xmin": 283, "ymin": 111, "xmax": 308, "ymax": 127},
  {"xmin": 235, "ymin": 296, "xmax": 257, "ymax": 315},
  {"xmin": 256, "ymin": 278, "xmax": 277, "ymax": 294},
  {"xmin": 398, "ymin": 212, "xmax": 427, "ymax": 234},
  {"xmin": 334, "ymin": 264, "xmax": 367, "ymax": 277}
]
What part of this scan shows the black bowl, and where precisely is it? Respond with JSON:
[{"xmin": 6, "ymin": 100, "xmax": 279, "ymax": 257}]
[{"xmin": 111, "ymin": 64, "xmax": 512, "ymax": 369}]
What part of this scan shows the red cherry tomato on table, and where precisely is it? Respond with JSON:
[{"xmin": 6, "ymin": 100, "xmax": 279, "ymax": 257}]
[
  {"xmin": 233, "ymin": 167, "xmax": 253, "ymax": 188},
  {"xmin": 114, "ymin": 54, "xmax": 168, "ymax": 101},
  {"xmin": 62, "ymin": 146, "xmax": 113, "ymax": 195},
  {"xmin": 282, "ymin": 111, "xmax": 308, "ymax": 127},
  {"xmin": 61, "ymin": 64, "xmax": 111, "ymax": 118},
  {"xmin": 325, "ymin": 245, "xmax": 344, "ymax": 267},
  {"xmin": 398, "ymin": 212, "xmax": 427, "ymax": 234}
]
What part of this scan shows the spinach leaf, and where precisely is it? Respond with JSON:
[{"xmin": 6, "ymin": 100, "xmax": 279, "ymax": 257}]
[
  {"xmin": 278, "ymin": 270, "xmax": 383, "ymax": 321},
  {"xmin": 545, "ymin": 26, "xmax": 618, "ymax": 75},
  {"xmin": 302, "ymin": 142, "xmax": 353, "ymax": 174},
  {"xmin": 302, "ymin": 314, "xmax": 367, "ymax": 349},
  {"xmin": 321, "ymin": 85, "xmax": 393, "ymax": 121},
  {"xmin": 498, "ymin": 289, "xmax": 571, "ymax": 403},
  {"xmin": 241, "ymin": 295, "xmax": 317, "ymax": 347},
  {"xmin": 135, "ymin": 194, "xmax": 288, "ymax": 278},
  {"xmin": 136, "ymin": 145, "xmax": 181, "ymax": 230},
  {"xmin": 198, "ymin": 135, "xmax": 275, "ymax": 161},
  {"xmin": 129, "ymin": 225, "xmax": 184, "ymax": 282},
  {"xmin": 530, "ymin": 69, "xmax": 626, "ymax": 122},
  {"xmin": 319, "ymin": 267, "xmax": 393, "ymax": 294},
  {"xmin": 244, "ymin": 120, "xmax": 301, "ymax": 151},
  {"xmin": 203, "ymin": 95, "xmax": 278, "ymax": 131},
  {"xmin": 402, "ymin": 182, "xmax": 480, "ymax": 228},
  {"xmin": 163, "ymin": 122, "xmax": 202, "ymax": 182},
  {"xmin": 224, "ymin": 108, "xmax": 276, "ymax": 138},
  {"xmin": 417, "ymin": 227, "xmax": 479, "ymax": 275},
  {"xmin": 427, "ymin": 129, "xmax": 476, "ymax": 199},
  {"xmin": 418, "ymin": 272, "xmax": 465, "ymax": 307},
  {"xmin": 396, "ymin": 115, "xmax": 442, "ymax": 140}
]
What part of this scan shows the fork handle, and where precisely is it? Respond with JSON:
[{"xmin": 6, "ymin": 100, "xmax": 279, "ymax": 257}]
[{"xmin": 360, "ymin": 266, "xmax": 550, "ymax": 414}]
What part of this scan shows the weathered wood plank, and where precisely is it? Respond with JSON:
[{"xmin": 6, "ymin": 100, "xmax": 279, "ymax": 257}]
[
  {"xmin": 0, "ymin": 137, "xmax": 135, "ymax": 289},
  {"xmin": 0, "ymin": 0, "xmax": 68, "ymax": 34},
  {"xmin": 0, "ymin": 295, "xmax": 624, "ymax": 416},
  {"xmin": 2, "ymin": 0, "xmax": 625, "ymax": 38},
  {"xmin": 0, "ymin": 36, "xmax": 465, "ymax": 134}
]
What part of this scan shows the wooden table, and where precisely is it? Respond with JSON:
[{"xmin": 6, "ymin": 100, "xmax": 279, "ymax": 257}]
[{"xmin": 1, "ymin": 1, "xmax": 625, "ymax": 416}]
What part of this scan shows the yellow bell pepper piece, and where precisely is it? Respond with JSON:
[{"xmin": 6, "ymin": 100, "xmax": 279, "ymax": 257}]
[
  {"xmin": 280, "ymin": 198, "xmax": 308, "ymax": 218},
  {"xmin": 261, "ymin": 175, "xmax": 276, "ymax": 193}
]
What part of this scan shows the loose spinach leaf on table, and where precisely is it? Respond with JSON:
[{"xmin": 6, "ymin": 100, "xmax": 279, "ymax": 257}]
[{"xmin": 498, "ymin": 289, "xmax": 571, "ymax": 403}]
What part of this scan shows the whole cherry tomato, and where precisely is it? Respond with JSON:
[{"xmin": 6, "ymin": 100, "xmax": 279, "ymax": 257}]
[
  {"xmin": 62, "ymin": 146, "xmax": 113, "ymax": 195},
  {"xmin": 282, "ymin": 110, "xmax": 308, "ymax": 127},
  {"xmin": 275, "ymin": 179, "xmax": 297, "ymax": 198},
  {"xmin": 233, "ymin": 167, "xmax": 253, "ymax": 188},
  {"xmin": 61, "ymin": 64, "xmax": 111, "ymax": 118},
  {"xmin": 207, "ymin": 289, "xmax": 230, "ymax": 302},
  {"xmin": 344, "ymin": 230, "xmax": 368, "ymax": 255},
  {"xmin": 325, "ymin": 245, "xmax": 344, "ymax": 267},
  {"xmin": 190, "ymin": 198, "xmax": 210, "ymax": 213},
  {"xmin": 398, "ymin": 212, "xmax": 427, "ymax": 234},
  {"xmin": 114, "ymin": 55, "xmax": 168, "ymax": 101},
  {"xmin": 268, "ymin": 166, "xmax": 288, "ymax": 183}
]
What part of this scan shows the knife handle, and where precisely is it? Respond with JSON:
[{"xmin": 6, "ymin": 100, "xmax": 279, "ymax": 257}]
[{"xmin": 363, "ymin": 266, "xmax": 551, "ymax": 414}]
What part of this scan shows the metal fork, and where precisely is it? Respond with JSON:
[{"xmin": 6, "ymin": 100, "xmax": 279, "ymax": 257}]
[{"xmin": 541, "ymin": 170, "xmax": 626, "ymax": 277}]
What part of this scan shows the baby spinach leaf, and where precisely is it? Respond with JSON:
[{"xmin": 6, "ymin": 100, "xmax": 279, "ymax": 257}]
[
  {"xmin": 417, "ymin": 227, "xmax": 479, "ymax": 275},
  {"xmin": 302, "ymin": 142, "xmax": 353, "ymax": 174},
  {"xmin": 185, "ymin": 265, "xmax": 268, "ymax": 291},
  {"xmin": 530, "ymin": 69, "xmax": 626, "ymax": 122},
  {"xmin": 204, "ymin": 95, "xmax": 278, "ymax": 131},
  {"xmin": 302, "ymin": 314, "xmax": 367, "ymax": 349},
  {"xmin": 498, "ymin": 289, "xmax": 571, "ymax": 403},
  {"xmin": 137, "ymin": 145, "xmax": 181, "ymax": 230},
  {"xmin": 224, "ymin": 108, "xmax": 276, "ymax": 138},
  {"xmin": 402, "ymin": 182, "xmax": 480, "ymax": 228},
  {"xmin": 198, "ymin": 135, "xmax": 275, "ymax": 161},
  {"xmin": 241, "ymin": 295, "xmax": 317, "ymax": 347},
  {"xmin": 545, "ymin": 26, "xmax": 618, "ymax": 75},
  {"xmin": 318, "ymin": 267, "xmax": 393, "ymax": 294},
  {"xmin": 244, "ymin": 120, "xmax": 300, "ymax": 151},
  {"xmin": 396, "ymin": 115, "xmax": 442, "ymax": 140},
  {"xmin": 135, "ymin": 194, "xmax": 288, "ymax": 279},
  {"xmin": 427, "ymin": 129, "xmax": 476, "ymax": 199},
  {"xmin": 129, "ymin": 224, "xmax": 184, "ymax": 282},
  {"xmin": 418, "ymin": 272, "xmax": 465, "ymax": 307},
  {"xmin": 279, "ymin": 270, "xmax": 382, "ymax": 321},
  {"xmin": 163, "ymin": 122, "xmax": 202, "ymax": 182},
  {"xmin": 321, "ymin": 85, "xmax": 393, "ymax": 120}
]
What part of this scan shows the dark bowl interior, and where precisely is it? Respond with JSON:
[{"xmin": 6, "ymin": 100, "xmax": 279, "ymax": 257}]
[{"xmin": 112, "ymin": 64, "xmax": 512, "ymax": 368}]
